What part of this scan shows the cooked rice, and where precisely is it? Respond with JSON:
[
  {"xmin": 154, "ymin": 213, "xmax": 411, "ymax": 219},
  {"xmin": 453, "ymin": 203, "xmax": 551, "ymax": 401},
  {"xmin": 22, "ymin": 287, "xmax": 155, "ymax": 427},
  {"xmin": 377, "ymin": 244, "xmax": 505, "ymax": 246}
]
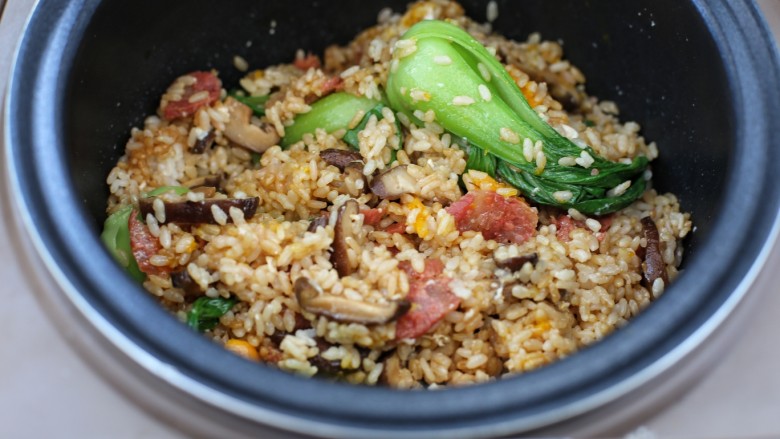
[{"xmin": 105, "ymin": 0, "xmax": 692, "ymax": 389}]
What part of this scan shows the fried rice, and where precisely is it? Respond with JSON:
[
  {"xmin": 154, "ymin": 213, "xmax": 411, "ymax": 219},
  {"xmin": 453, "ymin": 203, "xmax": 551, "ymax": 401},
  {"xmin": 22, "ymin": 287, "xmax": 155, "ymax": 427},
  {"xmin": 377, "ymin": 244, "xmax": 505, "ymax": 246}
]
[{"xmin": 104, "ymin": 0, "xmax": 692, "ymax": 388}]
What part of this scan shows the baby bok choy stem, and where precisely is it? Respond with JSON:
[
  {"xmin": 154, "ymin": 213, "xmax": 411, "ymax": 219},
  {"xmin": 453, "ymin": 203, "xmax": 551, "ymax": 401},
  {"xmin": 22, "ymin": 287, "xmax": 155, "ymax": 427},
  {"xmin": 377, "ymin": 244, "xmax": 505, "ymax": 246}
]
[
  {"xmin": 386, "ymin": 20, "xmax": 648, "ymax": 215},
  {"xmin": 101, "ymin": 205, "xmax": 145, "ymax": 282},
  {"xmin": 282, "ymin": 92, "xmax": 379, "ymax": 147}
]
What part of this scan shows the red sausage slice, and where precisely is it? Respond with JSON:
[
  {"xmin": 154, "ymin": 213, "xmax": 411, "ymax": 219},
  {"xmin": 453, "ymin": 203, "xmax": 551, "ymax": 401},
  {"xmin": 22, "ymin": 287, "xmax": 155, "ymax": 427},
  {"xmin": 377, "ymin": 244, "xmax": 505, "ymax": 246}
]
[
  {"xmin": 129, "ymin": 210, "xmax": 168, "ymax": 275},
  {"xmin": 395, "ymin": 260, "xmax": 460, "ymax": 340},
  {"xmin": 161, "ymin": 71, "xmax": 222, "ymax": 121},
  {"xmin": 446, "ymin": 190, "xmax": 538, "ymax": 245}
]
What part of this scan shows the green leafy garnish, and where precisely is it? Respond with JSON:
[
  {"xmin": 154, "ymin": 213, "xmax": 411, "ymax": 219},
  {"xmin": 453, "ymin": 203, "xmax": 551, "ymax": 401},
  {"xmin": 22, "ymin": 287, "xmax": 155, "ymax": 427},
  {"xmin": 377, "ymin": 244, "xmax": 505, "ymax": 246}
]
[
  {"xmin": 386, "ymin": 20, "xmax": 648, "ymax": 215},
  {"xmin": 342, "ymin": 103, "xmax": 402, "ymax": 162},
  {"xmin": 143, "ymin": 186, "xmax": 189, "ymax": 198},
  {"xmin": 458, "ymin": 136, "xmax": 497, "ymax": 177},
  {"xmin": 281, "ymin": 92, "xmax": 379, "ymax": 148},
  {"xmin": 251, "ymin": 152, "xmax": 262, "ymax": 165},
  {"xmin": 100, "ymin": 205, "xmax": 145, "ymax": 282},
  {"xmin": 186, "ymin": 296, "xmax": 238, "ymax": 332},
  {"xmin": 228, "ymin": 91, "xmax": 270, "ymax": 117}
]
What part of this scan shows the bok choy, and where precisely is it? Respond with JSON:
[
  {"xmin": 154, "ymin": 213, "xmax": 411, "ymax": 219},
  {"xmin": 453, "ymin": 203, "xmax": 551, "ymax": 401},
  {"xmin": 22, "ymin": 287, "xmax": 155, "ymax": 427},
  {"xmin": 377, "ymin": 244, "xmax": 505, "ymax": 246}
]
[{"xmin": 386, "ymin": 20, "xmax": 648, "ymax": 215}]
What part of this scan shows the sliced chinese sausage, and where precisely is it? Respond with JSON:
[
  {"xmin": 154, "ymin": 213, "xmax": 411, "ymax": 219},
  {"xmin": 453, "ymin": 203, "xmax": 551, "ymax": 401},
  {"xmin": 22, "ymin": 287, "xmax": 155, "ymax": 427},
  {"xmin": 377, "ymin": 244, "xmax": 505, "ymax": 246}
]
[
  {"xmin": 223, "ymin": 97, "xmax": 280, "ymax": 153},
  {"xmin": 138, "ymin": 197, "xmax": 259, "ymax": 225},
  {"xmin": 446, "ymin": 190, "xmax": 538, "ymax": 245},
  {"xmin": 641, "ymin": 217, "xmax": 669, "ymax": 287},
  {"xmin": 395, "ymin": 260, "xmax": 460, "ymax": 340},
  {"xmin": 128, "ymin": 209, "xmax": 168, "ymax": 275},
  {"xmin": 161, "ymin": 71, "xmax": 222, "ymax": 121},
  {"xmin": 294, "ymin": 277, "xmax": 410, "ymax": 325},
  {"xmin": 370, "ymin": 165, "xmax": 417, "ymax": 199},
  {"xmin": 395, "ymin": 278, "xmax": 459, "ymax": 340},
  {"xmin": 331, "ymin": 199, "xmax": 359, "ymax": 277}
]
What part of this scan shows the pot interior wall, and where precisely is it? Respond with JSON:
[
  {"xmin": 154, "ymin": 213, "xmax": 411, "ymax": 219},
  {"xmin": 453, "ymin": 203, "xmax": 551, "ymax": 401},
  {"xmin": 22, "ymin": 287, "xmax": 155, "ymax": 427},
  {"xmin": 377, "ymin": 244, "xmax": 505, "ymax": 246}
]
[{"xmin": 66, "ymin": 0, "xmax": 731, "ymax": 262}]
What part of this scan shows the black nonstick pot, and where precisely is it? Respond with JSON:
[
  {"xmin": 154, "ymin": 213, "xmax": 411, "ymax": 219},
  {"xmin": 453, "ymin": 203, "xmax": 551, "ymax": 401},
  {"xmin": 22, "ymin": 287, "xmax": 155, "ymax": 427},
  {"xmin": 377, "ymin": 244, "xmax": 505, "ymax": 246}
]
[{"xmin": 5, "ymin": 0, "xmax": 780, "ymax": 437}]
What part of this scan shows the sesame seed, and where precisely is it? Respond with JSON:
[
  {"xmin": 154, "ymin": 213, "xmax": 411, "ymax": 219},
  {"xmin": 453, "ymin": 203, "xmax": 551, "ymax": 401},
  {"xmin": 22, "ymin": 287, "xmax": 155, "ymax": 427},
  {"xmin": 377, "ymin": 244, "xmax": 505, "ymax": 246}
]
[
  {"xmin": 434, "ymin": 55, "xmax": 453, "ymax": 65},
  {"xmin": 478, "ymin": 84, "xmax": 492, "ymax": 101},
  {"xmin": 452, "ymin": 96, "xmax": 475, "ymax": 106}
]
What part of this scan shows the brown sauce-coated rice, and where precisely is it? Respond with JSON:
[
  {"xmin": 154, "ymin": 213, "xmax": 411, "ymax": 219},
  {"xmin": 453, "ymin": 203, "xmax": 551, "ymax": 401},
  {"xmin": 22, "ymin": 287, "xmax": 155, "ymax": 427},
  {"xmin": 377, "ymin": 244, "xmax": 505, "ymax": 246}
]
[{"xmin": 105, "ymin": 0, "xmax": 692, "ymax": 388}]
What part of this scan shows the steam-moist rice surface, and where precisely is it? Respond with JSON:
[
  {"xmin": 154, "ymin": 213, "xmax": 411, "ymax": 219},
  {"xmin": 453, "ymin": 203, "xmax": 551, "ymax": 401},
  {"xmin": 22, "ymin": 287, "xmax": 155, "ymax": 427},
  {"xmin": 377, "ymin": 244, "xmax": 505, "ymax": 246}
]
[{"xmin": 105, "ymin": 0, "xmax": 692, "ymax": 388}]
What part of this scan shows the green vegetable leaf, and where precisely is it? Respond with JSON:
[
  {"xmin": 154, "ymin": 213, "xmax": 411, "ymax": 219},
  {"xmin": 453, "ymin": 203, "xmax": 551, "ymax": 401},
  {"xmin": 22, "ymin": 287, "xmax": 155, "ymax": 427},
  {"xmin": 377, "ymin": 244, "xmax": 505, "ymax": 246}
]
[
  {"xmin": 144, "ymin": 186, "xmax": 189, "ymax": 198},
  {"xmin": 281, "ymin": 92, "xmax": 379, "ymax": 148},
  {"xmin": 228, "ymin": 91, "xmax": 270, "ymax": 117},
  {"xmin": 186, "ymin": 296, "xmax": 238, "ymax": 332},
  {"xmin": 342, "ymin": 103, "xmax": 403, "ymax": 162},
  {"xmin": 497, "ymin": 161, "xmax": 648, "ymax": 215},
  {"xmin": 100, "ymin": 205, "xmax": 145, "ymax": 282},
  {"xmin": 386, "ymin": 20, "xmax": 648, "ymax": 214},
  {"xmin": 458, "ymin": 136, "xmax": 497, "ymax": 177}
]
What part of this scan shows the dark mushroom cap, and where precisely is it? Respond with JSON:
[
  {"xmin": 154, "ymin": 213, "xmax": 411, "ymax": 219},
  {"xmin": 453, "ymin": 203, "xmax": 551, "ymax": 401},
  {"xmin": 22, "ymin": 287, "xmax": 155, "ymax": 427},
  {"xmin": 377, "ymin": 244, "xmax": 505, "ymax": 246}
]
[
  {"xmin": 138, "ymin": 197, "xmax": 259, "ymax": 225},
  {"xmin": 294, "ymin": 277, "xmax": 410, "ymax": 325},
  {"xmin": 370, "ymin": 165, "xmax": 417, "ymax": 199}
]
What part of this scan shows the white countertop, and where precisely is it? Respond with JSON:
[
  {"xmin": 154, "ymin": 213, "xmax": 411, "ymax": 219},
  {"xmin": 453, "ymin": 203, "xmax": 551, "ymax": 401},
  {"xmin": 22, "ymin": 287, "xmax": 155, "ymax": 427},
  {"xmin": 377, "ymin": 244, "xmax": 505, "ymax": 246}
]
[{"xmin": 2, "ymin": 1, "xmax": 780, "ymax": 437}]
